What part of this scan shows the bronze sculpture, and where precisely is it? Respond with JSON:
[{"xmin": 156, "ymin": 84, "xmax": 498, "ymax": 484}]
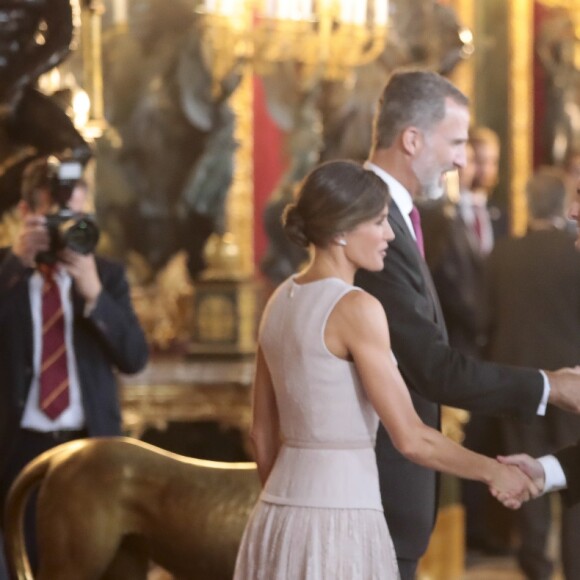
[
  {"xmin": 96, "ymin": 0, "xmax": 241, "ymax": 281},
  {"xmin": 5, "ymin": 437, "xmax": 259, "ymax": 579},
  {"xmin": 0, "ymin": 0, "xmax": 92, "ymax": 216}
]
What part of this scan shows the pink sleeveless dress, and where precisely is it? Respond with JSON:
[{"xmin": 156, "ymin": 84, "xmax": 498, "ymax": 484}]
[{"xmin": 233, "ymin": 277, "xmax": 399, "ymax": 579}]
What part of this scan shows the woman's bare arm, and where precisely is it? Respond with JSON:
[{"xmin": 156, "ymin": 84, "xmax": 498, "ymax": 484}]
[
  {"xmin": 327, "ymin": 290, "xmax": 537, "ymax": 504},
  {"xmin": 249, "ymin": 346, "xmax": 281, "ymax": 486}
]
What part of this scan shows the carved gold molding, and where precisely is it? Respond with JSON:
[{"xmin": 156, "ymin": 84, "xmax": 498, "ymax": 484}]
[
  {"xmin": 538, "ymin": 1, "xmax": 580, "ymax": 72},
  {"xmin": 227, "ymin": 67, "xmax": 255, "ymax": 276},
  {"xmin": 448, "ymin": 0, "xmax": 476, "ymax": 102},
  {"xmin": 509, "ymin": 0, "xmax": 534, "ymax": 236}
]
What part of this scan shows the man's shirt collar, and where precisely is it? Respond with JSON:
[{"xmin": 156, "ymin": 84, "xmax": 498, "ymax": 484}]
[{"xmin": 364, "ymin": 161, "xmax": 413, "ymax": 217}]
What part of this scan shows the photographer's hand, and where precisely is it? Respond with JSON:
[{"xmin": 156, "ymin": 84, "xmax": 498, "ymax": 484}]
[
  {"xmin": 59, "ymin": 249, "xmax": 102, "ymax": 310},
  {"xmin": 12, "ymin": 215, "xmax": 49, "ymax": 267}
]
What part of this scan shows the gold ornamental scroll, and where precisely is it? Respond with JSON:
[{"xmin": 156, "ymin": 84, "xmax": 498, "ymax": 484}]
[{"xmin": 509, "ymin": 0, "xmax": 534, "ymax": 236}]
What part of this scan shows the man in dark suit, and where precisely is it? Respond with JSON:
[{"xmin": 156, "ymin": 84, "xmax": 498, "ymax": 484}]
[
  {"xmin": 0, "ymin": 157, "xmax": 149, "ymax": 571},
  {"xmin": 486, "ymin": 167, "xmax": 580, "ymax": 579},
  {"xmin": 354, "ymin": 70, "xmax": 580, "ymax": 580}
]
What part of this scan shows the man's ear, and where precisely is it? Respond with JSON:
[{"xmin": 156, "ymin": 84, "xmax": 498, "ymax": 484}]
[{"xmin": 401, "ymin": 127, "xmax": 423, "ymax": 156}]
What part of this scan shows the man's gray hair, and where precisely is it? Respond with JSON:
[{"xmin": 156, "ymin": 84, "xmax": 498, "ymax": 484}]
[{"xmin": 372, "ymin": 69, "xmax": 469, "ymax": 152}]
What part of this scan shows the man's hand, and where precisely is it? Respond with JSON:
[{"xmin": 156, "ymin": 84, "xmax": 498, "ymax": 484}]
[
  {"xmin": 59, "ymin": 249, "xmax": 102, "ymax": 306},
  {"xmin": 12, "ymin": 215, "xmax": 49, "ymax": 267},
  {"xmin": 488, "ymin": 460, "xmax": 540, "ymax": 510},
  {"xmin": 546, "ymin": 367, "xmax": 580, "ymax": 414}
]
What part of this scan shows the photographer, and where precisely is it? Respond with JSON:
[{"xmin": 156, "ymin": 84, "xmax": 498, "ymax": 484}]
[{"xmin": 0, "ymin": 157, "xmax": 149, "ymax": 573}]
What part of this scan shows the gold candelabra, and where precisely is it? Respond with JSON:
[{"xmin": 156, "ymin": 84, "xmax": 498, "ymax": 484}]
[{"xmin": 194, "ymin": 0, "xmax": 390, "ymax": 88}]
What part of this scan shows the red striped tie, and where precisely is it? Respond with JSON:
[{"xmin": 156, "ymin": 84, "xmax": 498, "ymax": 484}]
[{"xmin": 39, "ymin": 266, "xmax": 70, "ymax": 419}]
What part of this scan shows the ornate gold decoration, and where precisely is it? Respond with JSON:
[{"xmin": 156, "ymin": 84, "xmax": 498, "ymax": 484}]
[
  {"xmin": 0, "ymin": 208, "xmax": 20, "ymax": 248},
  {"xmin": 120, "ymin": 358, "xmax": 254, "ymax": 439},
  {"xmin": 227, "ymin": 71, "xmax": 255, "ymax": 277},
  {"xmin": 195, "ymin": 1, "xmax": 390, "ymax": 86},
  {"xmin": 189, "ymin": 278, "xmax": 257, "ymax": 356},
  {"xmin": 540, "ymin": 0, "xmax": 580, "ymax": 66},
  {"xmin": 509, "ymin": 0, "xmax": 533, "ymax": 236},
  {"xmin": 80, "ymin": 0, "xmax": 107, "ymax": 139},
  {"xmin": 448, "ymin": 0, "xmax": 476, "ymax": 102},
  {"xmin": 440, "ymin": 406, "xmax": 470, "ymax": 444},
  {"xmin": 418, "ymin": 504, "xmax": 466, "ymax": 580},
  {"xmin": 418, "ymin": 405, "xmax": 470, "ymax": 579},
  {"xmin": 130, "ymin": 252, "xmax": 195, "ymax": 352}
]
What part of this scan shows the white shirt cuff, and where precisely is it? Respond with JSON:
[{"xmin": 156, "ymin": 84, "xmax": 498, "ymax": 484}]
[
  {"xmin": 538, "ymin": 455, "xmax": 567, "ymax": 494},
  {"xmin": 536, "ymin": 370, "xmax": 550, "ymax": 416}
]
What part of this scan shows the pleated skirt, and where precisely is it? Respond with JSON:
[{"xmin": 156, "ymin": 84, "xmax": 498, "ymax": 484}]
[{"xmin": 233, "ymin": 500, "xmax": 400, "ymax": 580}]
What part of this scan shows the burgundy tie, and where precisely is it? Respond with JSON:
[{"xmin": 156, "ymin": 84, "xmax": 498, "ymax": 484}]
[
  {"xmin": 473, "ymin": 206, "xmax": 483, "ymax": 251},
  {"xmin": 409, "ymin": 205, "xmax": 425, "ymax": 258},
  {"xmin": 39, "ymin": 267, "xmax": 70, "ymax": 419}
]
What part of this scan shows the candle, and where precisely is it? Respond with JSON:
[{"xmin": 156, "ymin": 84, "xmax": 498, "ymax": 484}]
[
  {"xmin": 374, "ymin": 0, "xmax": 388, "ymax": 26},
  {"xmin": 112, "ymin": 0, "xmax": 127, "ymax": 24},
  {"xmin": 353, "ymin": 0, "xmax": 367, "ymax": 24}
]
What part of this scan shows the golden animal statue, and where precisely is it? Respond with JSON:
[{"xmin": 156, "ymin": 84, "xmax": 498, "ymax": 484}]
[{"xmin": 4, "ymin": 437, "xmax": 260, "ymax": 580}]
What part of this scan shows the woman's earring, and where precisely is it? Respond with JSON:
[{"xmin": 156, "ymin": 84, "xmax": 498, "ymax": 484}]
[{"xmin": 337, "ymin": 239, "xmax": 347, "ymax": 247}]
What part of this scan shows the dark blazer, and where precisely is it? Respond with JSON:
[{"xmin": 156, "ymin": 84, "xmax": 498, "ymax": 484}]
[
  {"xmin": 0, "ymin": 247, "xmax": 149, "ymax": 472},
  {"xmin": 557, "ymin": 440, "xmax": 580, "ymax": 506},
  {"xmin": 486, "ymin": 228, "xmax": 580, "ymax": 371},
  {"xmin": 355, "ymin": 200, "xmax": 544, "ymax": 561},
  {"xmin": 420, "ymin": 199, "xmax": 486, "ymax": 357}
]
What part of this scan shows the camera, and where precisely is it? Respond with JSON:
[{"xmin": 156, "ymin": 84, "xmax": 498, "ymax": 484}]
[{"xmin": 35, "ymin": 158, "xmax": 100, "ymax": 264}]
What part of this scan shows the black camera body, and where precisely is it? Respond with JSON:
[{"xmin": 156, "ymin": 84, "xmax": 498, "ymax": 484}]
[
  {"xmin": 37, "ymin": 209, "xmax": 100, "ymax": 265},
  {"xmin": 35, "ymin": 158, "xmax": 100, "ymax": 264}
]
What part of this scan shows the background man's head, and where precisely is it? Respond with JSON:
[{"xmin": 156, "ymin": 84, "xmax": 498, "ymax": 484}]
[
  {"xmin": 470, "ymin": 126, "xmax": 500, "ymax": 195},
  {"xmin": 526, "ymin": 167, "xmax": 567, "ymax": 222}
]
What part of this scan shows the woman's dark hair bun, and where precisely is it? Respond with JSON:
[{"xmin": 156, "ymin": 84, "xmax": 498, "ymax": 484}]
[{"xmin": 282, "ymin": 203, "xmax": 310, "ymax": 248}]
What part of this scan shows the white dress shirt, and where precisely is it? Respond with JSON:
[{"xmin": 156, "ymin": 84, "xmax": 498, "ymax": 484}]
[
  {"xmin": 364, "ymin": 161, "xmax": 550, "ymax": 416},
  {"xmin": 21, "ymin": 267, "xmax": 86, "ymax": 431}
]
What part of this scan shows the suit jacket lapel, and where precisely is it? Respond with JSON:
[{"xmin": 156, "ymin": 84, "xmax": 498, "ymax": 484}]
[
  {"xmin": 16, "ymin": 273, "xmax": 34, "ymax": 403},
  {"xmin": 389, "ymin": 202, "xmax": 447, "ymax": 336}
]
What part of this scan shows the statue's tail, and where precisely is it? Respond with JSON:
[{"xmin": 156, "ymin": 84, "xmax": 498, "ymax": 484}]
[{"xmin": 4, "ymin": 447, "xmax": 62, "ymax": 580}]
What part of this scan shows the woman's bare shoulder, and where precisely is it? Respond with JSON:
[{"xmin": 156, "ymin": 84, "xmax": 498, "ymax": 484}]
[{"xmin": 334, "ymin": 288, "xmax": 388, "ymax": 326}]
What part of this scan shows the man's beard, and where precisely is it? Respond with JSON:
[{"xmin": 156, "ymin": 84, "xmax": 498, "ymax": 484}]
[
  {"xmin": 412, "ymin": 157, "xmax": 446, "ymax": 200},
  {"xmin": 421, "ymin": 181, "xmax": 445, "ymax": 200}
]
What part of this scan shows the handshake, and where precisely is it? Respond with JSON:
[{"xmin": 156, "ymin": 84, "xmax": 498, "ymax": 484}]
[{"xmin": 488, "ymin": 454, "xmax": 546, "ymax": 510}]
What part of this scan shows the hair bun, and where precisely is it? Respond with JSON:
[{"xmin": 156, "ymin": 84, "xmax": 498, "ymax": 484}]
[{"xmin": 282, "ymin": 203, "xmax": 310, "ymax": 248}]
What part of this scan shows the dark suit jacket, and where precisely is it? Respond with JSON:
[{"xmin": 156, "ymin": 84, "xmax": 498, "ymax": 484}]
[
  {"xmin": 420, "ymin": 199, "xmax": 486, "ymax": 357},
  {"xmin": 486, "ymin": 228, "xmax": 580, "ymax": 370},
  {"xmin": 355, "ymin": 200, "xmax": 543, "ymax": 561},
  {"xmin": 0, "ymin": 247, "xmax": 148, "ymax": 472},
  {"xmin": 557, "ymin": 440, "xmax": 580, "ymax": 506},
  {"xmin": 485, "ymin": 227, "xmax": 580, "ymax": 459}
]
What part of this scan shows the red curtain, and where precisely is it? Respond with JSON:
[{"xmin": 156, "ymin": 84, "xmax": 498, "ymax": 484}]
[{"xmin": 252, "ymin": 75, "xmax": 286, "ymax": 268}]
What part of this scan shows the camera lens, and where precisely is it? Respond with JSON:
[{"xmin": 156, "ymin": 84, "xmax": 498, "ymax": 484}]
[{"xmin": 63, "ymin": 217, "xmax": 100, "ymax": 255}]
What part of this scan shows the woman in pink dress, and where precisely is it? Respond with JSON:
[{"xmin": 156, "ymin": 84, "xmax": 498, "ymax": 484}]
[{"xmin": 233, "ymin": 160, "xmax": 537, "ymax": 580}]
